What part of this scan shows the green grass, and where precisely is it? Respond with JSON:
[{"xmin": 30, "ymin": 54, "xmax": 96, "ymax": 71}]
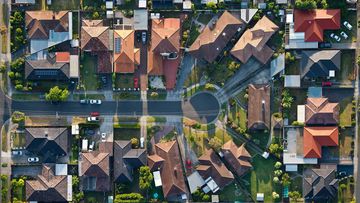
[
  {"xmin": 113, "ymin": 92, "xmax": 141, "ymax": 100},
  {"xmin": 12, "ymin": 182, "xmax": 25, "ymax": 201},
  {"xmin": 47, "ymin": 0, "xmax": 80, "ymax": 10},
  {"xmin": 285, "ymin": 59, "xmax": 300, "ymax": 75},
  {"xmin": 219, "ymin": 182, "xmax": 252, "ymax": 202},
  {"xmin": 288, "ymin": 88, "xmax": 308, "ymax": 123},
  {"xmin": 248, "ymin": 131, "xmax": 270, "ymax": 149},
  {"xmin": 12, "ymin": 93, "xmax": 42, "ymax": 101},
  {"xmin": 80, "ymin": 53, "xmax": 99, "ymax": 91},
  {"xmin": 1, "ymin": 33, "xmax": 6, "ymax": 54},
  {"xmin": 184, "ymin": 66, "xmax": 203, "ymax": 87},
  {"xmin": 115, "ymin": 74, "xmax": 134, "ymax": 89},
  {"xmin": 228, "ymin": 104, "xmax": 247, "ymax": 130},
  {"xmin": 197, "ymin": 13, "xmax": 213, "ymax": 25},
  {"xmin": 1, "ymin": 175, "xmax": 8, "ymax": 203},
  {"xmin": 114, "ymin": 128, "xmax": 140, "ymax": 140},
  {"xmin": 1, "ymin": 126, "xmax": 7, "ymax": 152},
  {"xmin": 339, "ymin": 96, "xmax": 353, "ymax": 127},
  {"xmin": 338, "ymin": 176, "xmax": 354, "ymax": 203},
  {"xmin": 146, "ymin": 116, "xmax": 166, "ymax": 123},
  {"xmin": 84, "ymin": 192, "xmax": 107, "ymax": 203},
  {"xmin": 12, "ymin": 132, "xmax": 25, "ymax": 148},
  {"xmin": 339, "ymin": 128, "xmax": 354, "ymax": 158},
  {"xmin": 289, "ymin": 176, "xmax": 303, "ymax": 196},
  {"xmin": 248, "ymin": 155, "xmax": 281, "ymax": 203},
  {"xmin": 338, "ymin": 50, "xmax": 355, "ymax": 83}
]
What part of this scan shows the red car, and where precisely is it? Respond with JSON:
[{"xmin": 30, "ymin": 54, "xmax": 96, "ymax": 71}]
[
  {"xmin": 186, "ymin": 159, "xmax": 192, "ymax": 169},
  {"xmin": 90, "ymin": 112, "xmax": 100, "ymax": 117},
  {"xmin": 322, "ymin": 81, "xmax": 332, "ymax": 87},
  {"xmin": 134, "ymin": 78, "xmax": 139, "ymax": 88}
]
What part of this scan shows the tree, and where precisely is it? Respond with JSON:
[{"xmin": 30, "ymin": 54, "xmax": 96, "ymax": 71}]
[
  {"xmin": 272, "ymin": 192, "xmax": 280, "ymax": 200},
  {"xmin": 150, "ymin": 92, "xmax": 159, "ymax": 98},
  {"xmin": 269, "ymin": 143, "xmax": 283, "ymax": 155},
  {"xmin": 131, "ymin": 138, "xmax": 139, "ymax": 148},
  {"xmin": 204, "ymin": 83, "xmax": 216, "ymax": 91},
  {"xmin": 285, "ymin": 52, "xmax": 295, "ymax": 64},
  {"xmin": 205, "ymin": 2, "xmax": 217, "ymax": 13},
  {"xmin": 139, "ymin": 166, "xmax": 153, "ymax": 190},
  {"xmin": 193, "ymin": 188, "xmax": 211, "ymax": 202},
  {"xmin": 73, "ymin": 192, "xmax": 84, "ymax": 203},
  {"xmin": 208, "ymin": 137, "xmax": 222, "ymax": 152},
  {"xmin": 288, "ymin": 191, "xmax": 301, "ymax": 202},
  {"xmin": 92, "ymin": 12, "xmax": 100, "ymax": 19},
  {"xmin": 274, "ymin": 169, "xmax": 283, "ymax": 177},
  {"xmin": 281, "ymin": 173, "xmax": 291, "ymax": 186},
  {"xmin": 295, "ymin": 0, "xmax": 317, "ymax": 9},
  {"xmin": 11, "ymin": 111, "xmax": 25, "ymax": 123},
  {"xmin": 274, "ymin": 161, "xmax": 282, "ymax": 169},
  {"xmin": 228, "ymin": 61, "xmax": 240, "ymax": 72},
  {"xmin": 114, "ymin": 193, "xmax": 144, "ymax": 203},
  {"xmin": 15, "ymin": 84, "xmax": 23, "ymax": 91},
  {"xmin": 72, "ymin": 176, "xmax": 79, "ymax": 189},
  {"xmin": 282, "ymin": 89, "xmax": 293, "ymax": 109},
  {"xmin": 273, "ymin": 176, "xmax": 279, "ymax": 183},
  {"xmin": 45, "ymin": 86, "xmax": 69, "ymax": 102}
]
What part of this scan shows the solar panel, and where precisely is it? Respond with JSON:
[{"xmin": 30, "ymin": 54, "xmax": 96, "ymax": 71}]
[
  {"xmin": 115, "ymin": 38, "xmax": 121, "ymax": 54},
  {"xmin": 34, "ymin": 70, "xmax": 58, "ymax": 76}
]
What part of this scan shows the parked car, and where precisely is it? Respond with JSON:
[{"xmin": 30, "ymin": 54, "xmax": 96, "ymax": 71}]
[
  {"xmin": 80, "ymin": 99, "xmax": 88, "ymax": 104},
  {"xmin": 340, "ymin": 31, "xmax": 348, "ymax": 39},
  {"xmin": 136, "ymin": 32, "xmax": 141, "ymax": 42},
  {"xmin": 28, "ymin": 157, "xmax": 39, "ymax": 163},
  {"xmin": 322, "ymin": 81, "xmax": 332, "ymax": 87},
  {"xmin": 338, "ymin": 171, "xmax": 347, "ymax": 178},
  {"xmin": 101, "ymin": 133, "xmax": 107, "ymax": 142},
  {"xmin": 330, "ymin": 33, "xmax": 340, "ymax": 42},
  {"xmin": 91, "ymin": 112, "xmax": 100, "ymax": 117},
  {"xmin": 87, "ymin": 116, "xmax": 99, "ymax": 122},
  {"xmin": 141, "ymin": 32, "xmax": 147, "ymax": 45},
  {"xmin": 343, "ymin": 21, "xmax": 353, "ymax": 30},
  {"xmin": 140, "ymin": 137, "xmax": 144, "ymax": 148},
  {"xmin": 134, "ymin": 78, "xmax": 139, "ymax": 89},
  {"xmin": 186, "ymin": 159, "xmax": 192, "ymax": 169},
  {"xmin": 11, "ymin": 150, "xmax": 23, "ymax": 156},
  {"xmin": 89, "ymin": 141, "xmax": 95, "ymax": 151},
  {"xmin": 90, "ymin": 99, "xmax": 102, "ymax": 105},
  {"xmin": 319, "ymin": 42, "xmax": 332, "ymax": 48}
]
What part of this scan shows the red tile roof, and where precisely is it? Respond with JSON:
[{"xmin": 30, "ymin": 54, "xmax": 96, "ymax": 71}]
[
  {"xmin": 303, "ymin": 126, "xmax": 339, "ymax": 158},
  {"xmin": 114, "ymin": 30, "xmax": 140, "ymax": 73},
  {"xmin": 294, "ymin": 9, "xmax": 341, "ymax": 42},
  {"xmin": 221, "ymin": 141, "xmax": 252, "ymax": 177},
  {"xmin": 305, "ymin": 98, "xmax": 339, "ymax": 125},
  {"xmin": 55, "ymin": 52, "xmax": 70, "ymax": 63}
]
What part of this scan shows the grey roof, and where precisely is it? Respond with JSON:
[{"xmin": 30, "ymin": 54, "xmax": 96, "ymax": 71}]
[
  {"xmin": 300, "ymin": 50, "xmax": 341, "ymax": 78},
  {"xmin": 303, "ymin": 168, "xmax": 338, "ymax": 202},
  {"xmin": 114, "ymin": 140, "xmax": 147, "ymax": 183},
  {"xmin": 134, "ymin": 10, "xmax": 148, "ymax": 31},
  {"xmin": 270, "ymin": 53, "xmax": 285, "ymax": 77}
]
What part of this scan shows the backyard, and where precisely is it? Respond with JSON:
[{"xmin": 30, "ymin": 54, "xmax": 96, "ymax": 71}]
[
  {"xmin": 80, "ymin": 53, "xmax": 99, "ymax": 91},
  {"xmin": 219, "ymin": 182, "xmax": 252, "ymax": 202},
  {"xmin": 337, "ymin": 50, "xmax": 356, "ymax": 84},
  {"xmin": 288, "ymin": 88, "xmax": 308, "ymax": 123},
  {"xmin": 248, "ymin": 131, "xmax": 270, "ymax": 150},
  {"xmin": 228, "ymin": 103, "xmax": 247, "ymax": 130},
  {"xmin": 12, "ymin": 132, "xmax": 25, "ymax": 148},
  {"xmin": 339, "ymin": 128, "xmax": 354, "ymax": 159},
  {"xmin": 339, "ymin": 96, "xmax": 353, "ymax": 127},
  {"xmin": 338, "ymin": 176, "xmax": 355, "ymax": 203},
  {"xmin": 47, "ymin": 0, "xmax": 80, "ymax": 10},
  {"xmin": 114, "ymin": 127, "xmax": 140, "ymax": 140},
  {"xmin": 285, "ymin": 58, "xmax": 300, "ymax": 75}
]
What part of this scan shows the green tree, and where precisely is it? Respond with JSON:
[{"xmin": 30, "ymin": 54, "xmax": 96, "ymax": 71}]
[
  {"xmin": 288, "ymin": 191, "xmax": 301, "ymax": 202},
  {"xmin": 274, "ymin": 161, "xmax": 282, "ymax": 169},
  {"xmin": 274, "ymin": 169, "xmax": 283, "ymax": 177},
  {"xmin": 114, "ymin": 193, "xmax": 143, "ymax": 203},
  {"xmin": 92, "ymin": 12, "xmax": 100, "ymax": 19},
  {"xmin": 208, "ymin": 137, "xmax": 222, "ymax": 152},
  {"xmin": 15, "ymin": 84, "xmax": 23, "ymax": 91},
  {"xmin": 193, "ymin": 188, "xmax": 211, "ymax": 202},
  {"xmin": 73, "ymin": 192, "xmax": 84, "ymax": 203},
  {"xmin": 11, "ymin": 111, "xmax": 25, "ymax": 123},
  {"xmin": 228, "ymin": 61, "xmax": 240, "ymax": 72},
  {"xmin": 282, "ymin": 89, "xmax": 293, "ymax": 109},
  {"xmin": 45, "ymin": 86, "xmax": 69, "ymax": 102},
  {"xmin": 273, "ymin": 176, "xmax": 279, "ymax": 183},
  {"xmin": 205, "ymin": 2, "xmax": 217, "ymax": 13},
  {"xmin": 281, "ymin": 173, "xmax": 291, "ymax": 186},
  {"xmin": 295, "ymin": 0, "xmax": 317, "ymax": 9},
  {"xmin": 204, "ymin": 83, "xmax": 216, "ymax": 91},
  {"xmin": 72, "ymin": 176, "xmax": 79, "ymax": 189},
  {"xmin": 131, "ymin": 138, "xmax": 139, "ymax": 148},
  {"xmin": 272, "ymin": 192, "xmax": 280, "ymax": 200},
  {"xmin": 139, "ymin": 166, "xmax": 153, "ymax": 190},
  {"xmin": 150, "ymin": 92, "xmax": 159, "ymax": 98}
]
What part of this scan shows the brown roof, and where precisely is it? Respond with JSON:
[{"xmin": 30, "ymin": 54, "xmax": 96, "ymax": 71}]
[
  {"xmin": 148, "ymin": 154, "xmax": 165, "ymax": 171},
  {"xmin": 26, "ymin": 164, "xmax": 69, "ymax": 202},
  {"xmin": 197, "ymin": 149, "xmax": 234, "ymax": 189},
  {"xmin": 231, "ymin": 16, "xmax": 278, "ymax": 64},
  {"xmin": 247, "ymin": 84, "xmax": 271, "ymax": 130},
  {"xmin": 189, "ymin": 11, "xmax": 244, "ymax": 63},
  {"xmin": 80, "ymin": 151, "xmax": 110, "ymax": 191},
  {"xmin": 25, "ymin": 11, "xmax": 69, "ymax": 40},
  {"xmin": 151, "ymin": 140, "xmax": 187, "ymax": 199},
  {"xmin": 305, "ymin": 98, "xmax": 339, "ymax": 125},
  {"xmin": 81, "ymin": 26, "xmax": 111, "ymax": 51},
  {"xmin": 303, "ymin": 126, "xmax": 339, "ymax": 158},
  {"xmin": 148, "ymin": 18, "xmax": 181, "ymax": 89},
  {"xmin": 114, "ymin": 30, "xmax": 140, "ymax": 73},
  {"xmin": 221, "ymin": 141, "xmax": 252, "ymax": 177}
]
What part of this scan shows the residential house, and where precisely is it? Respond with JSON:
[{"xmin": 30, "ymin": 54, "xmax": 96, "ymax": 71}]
[
  {"xmin": 221, "ymin": 140, "xmax": 252, "ymax": 177},
  {"xmin": 25, "ymin": 127, "xmax": 69, "ymax": 162},
  {"xmin": 148, "ymin": 18, "xmax": 181, "ymax": 89},
  {"xmin": 196, "ymin": 149, "xmax": 234, "ymax": 191},
  {"xmin": 114, "ymin": 140, "xmax": 147, "ymax": 183},
  {"xmin": 303, "ymin": 126, "xmax": 339, "ymax": 158},
  {"xmin": 300, "ymin": 50, "xmax": 341, "ymax": 79},
  {"xmin": 231, "ymin": 16, "xmax": 278, "ymax": 64},
  {"xmin": 113, "ymin": 29, "xmax": 140, "ymax": 73},
  {"xmin": 147, "ymin": 140, "xmax": 187, "ymax": 200},
  {"xmin": 247, "ymin": 84, "xmax": 271, "ymax": 130},
  {"xmin": 81, "ymin": 20, "xmax": 113, "ymax": 73},
  {"xmin": 26, "ymin": 164, "xmax": 72, "ymax": 202},
  {"xmin": 189, "ymin": 11, "xmax": 244, "ymax": 63},
  {"xmin": 79, "ymin": 151, "xmax": 110, "ymax": 192},
  {"xmin": 294, "ymin": 9, "xmax": 341, "ymax": 42},
  {"xmin": 305, "ymin": 98, "xmax": 340, "ymax": 125},
  {"xmin": 303, "ymin": 168, "xmax": 338, "ymax": 202},
  {"xmin": 25, "ymin": 11, "xmax": 72, "ymax": 55}
]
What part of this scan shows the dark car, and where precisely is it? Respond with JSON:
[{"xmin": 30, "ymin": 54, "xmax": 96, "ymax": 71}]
[
  {"xmin": 319, "ymin": 42, "xmax": 332, "ymax": 48},
  {"xmin": 134, "ymin": 78, "xmax": 139, "ymax": 89}
]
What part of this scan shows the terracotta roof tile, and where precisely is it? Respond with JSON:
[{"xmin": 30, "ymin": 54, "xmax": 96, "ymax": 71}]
[
  {"xmin": 303, "ymin": 126, "xmax": 339, "ymax": 158},
  {"xmin": 305, "ymin": 98, "xmax": 339, "ymax": 125},
  {"xmin": 114, "ymin": 30, "xmax": 139, "ymax": 73},
  {"xmin": 221, "ymin": 141, "xmax": 251, "ymax": 177},
  {"xmin": 247, "ymin": 84, "xmax": 271, "ymax": 130}
]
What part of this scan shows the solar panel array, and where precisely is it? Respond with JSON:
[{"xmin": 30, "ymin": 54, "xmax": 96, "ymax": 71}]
[
  {"xmin": 34, "ymin": 70, "xmax": 58, "ymax": 76},
  {"xmin": 115, "ymin": 38, "xmax": 121, "ymax": 54}
]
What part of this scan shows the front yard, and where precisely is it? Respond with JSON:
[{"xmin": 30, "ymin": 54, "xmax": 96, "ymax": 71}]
[
  {"xmin": 337, "ymin": 50, "xmax": 356, "ymax": 84},
  {"xmin": 339, "ymin": 96, "xmax": 353, "ymax": 127},
  {"xmin": 115, "ymin": 74, "xmax": 134, "ymax": 89},
  {"xmin": 338, "ymin": 176, "xmax": 355, "ymax": 203},
  {"xmin": 339, "ymin": 128, "xmax": 354, "ymax": 159},
  {"xmin": 219, "ymin": 182, "xmax": 252, "ymax": 202},
  {"xmin": 80, "ymin": 53, "xmax": 99, "ymax": 91},
  {"xmin": 228, "ymin": 103, "xmax": 247, "ymax": 130},
  {"xmin": 47, "ymin": 0, "xmax": 80, "ymax": 10},
  {"xmin": 114, "ymin": 127, "xmax": 140, "ymax": 140}
]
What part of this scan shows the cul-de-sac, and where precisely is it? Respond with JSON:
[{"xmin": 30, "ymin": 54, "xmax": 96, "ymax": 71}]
[{"xmin": 0, "ymin": 0, "xmax": 359, "ymax": 202}]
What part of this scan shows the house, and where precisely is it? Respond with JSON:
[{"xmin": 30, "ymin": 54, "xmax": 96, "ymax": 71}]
[
  {"xmin": 247, "ymin": 84, "xmax": 271, "ymax": 130},
  {"xmin": 81, "ymin": 19, "xmax": 113, "ymax": 73},
  {"xmin": 147, "ymin": 140, "xmax": 187, "ymax": 199},
  {"xmin": 300, "ymin": 50, "xmax": 341, "ymax": 79},
  {"xmin": 231, "ymin": 16, "xmax": 278, "ymax": 64},
  {"xmin": 79, "ymin": 151, "xmax": 110, "ymax": 192},
  {"xmin": 113, "ymin": 30, "xmax": 140, "ymax": 73},
  {"xmin": 303, "ymin": 168, "xmax": 338, "ymax": 202},
  {"xmin": 25, "ymin": 11, "xmax": 72, "ymax": 54},
  {"xmin": 221, "ymin": 141, "xmax": 252, "ymax": 177},
  {"xmin": 196, "ymin": 149, "xmax": 234, "ymax": 191},
  {"xmin": 294, "ymin": 9, "xmax": 341, "ymax": 42},
  {"xmin": 25, "ymin": 52, "xmax": 71, "ymax": 80},
  {"xmin": 303, "ymin": 126, "xmax": 339, "ymax": 158},
  {"xmin": 26, "ymin": 164, "xmax": 72, "ymax": 202},
  {"xmin": 305, "ymin": 98, "xmax": 339, "ymax": 125},
  {"xmin": 189, "ymin": 11, "xmax": 244, "ymax": 63},
  {"xmin": 25, "ymin": 127, "xmax": 69, "ymax": 162},
  {"xmin": 148, "ymin": 18, "xmax": 181, "ymax": 89},
  {"xmin": 114, "ymin": 140, "xmax": 147, "ymax": 183}
]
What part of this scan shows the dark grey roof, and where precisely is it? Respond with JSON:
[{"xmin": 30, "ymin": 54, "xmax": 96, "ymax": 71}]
[
  {"xmin": 303, "ymin": 168, "xmax": 338, "ymax": 202},
  {"xmin": 300, "ymin": 50, "xmax": 341, "ymax": 79},
  {"xmin": 25, "ymin": 127, "xmax": 68, "ymax": 162},
  {"xmin": 114, "ymin": 140, "xmax": 146, "ymax": 183}
]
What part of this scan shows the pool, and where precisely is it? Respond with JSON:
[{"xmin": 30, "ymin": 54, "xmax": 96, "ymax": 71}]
[{"xmin": 283, "ymin": 186, "xmax": 289, "ymax": 198}]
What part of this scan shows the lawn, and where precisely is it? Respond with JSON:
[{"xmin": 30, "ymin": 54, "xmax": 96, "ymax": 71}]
[
  {"xmin": 147, "ymin": 91, "xmax": 167, "ymax": 100},
  {"xmin": 248, "ymin": 155, "xmax": 281, "ymax": 203},
  {"xmin": 289, "ymin": 176, "xmax": 303, "ymax": 196},
  {"xmin": 12, "ymin": 132, "xmax": 26, "ymax": 148},
  {"xmin": 47, "ymin": 0, "xmax": 80, "ymax": 10},
  {"xmin": 84, "ymin": 192, "xmax": 107, "ymax": 203},
  {"xmin": 219, "ymin": 182, "xmax": 252, "ymax": 202},
  {"xmin": 12, "ymin": 180, "xmax": 25, "ymax": 202},
  {"xmin": 183, "ymin": 66, "xmax": 203, "ymax": 87},
  {"xmin": 339, "ymin": 128, "xmax": 354, "ymax": 159},
  {"xmin": 1, "ymin": 175, "xmax": 8, "ymax": 203},
  {"xmin": 113, "ymin": 92, "xmax": 141, "ymax": 100},
  {"xmin": 146, "ymin": 116, "xmax": 166, "ymax": 123},
  {"xmin": 228, "ymin": 103, "xmax": 247, "ymax": 130},
  {"xmin": 285, "ymin": 59, "xmax": 300, "ymax": 75},
  {"xmin": 338, "ymin": 176, "xmax": 354, "ymax": 203},
  {"xmin": 235, "ymin": 88, "xmax": 248, "ymax": 106},
  {"xmin": 80, "ymin": 53, "xmax": 99, "ymax": 91},
  {"xmin": 1, "ymin": 125, "xmax": 7, "ymax": 152},
  {"xmin": 339, "ymin": 96, "xmax": 353, "ymax": 127},
  {"xmin": 12, "ymin": 93, "xmax": 42, "ymax": 101},
  {"xmin": 248, "ymin": 131, "xmax": 270, "ymax": 149},
  {"xmin": 114, "ymin": 128, "xmax": 140, "ymax": 140},
  {"xmin": 204, "ymin": 57, "xmax": 240, "ymax": 86},
  {"xmin": 288, "ymin": 88, "xmax": 308, "ymax": 123},
  {"xmin": 338, "ymin": 50, "xmax": 355, "ymax": 84},
  {"xmin": 2, "ymin": 33, "xmax": 6, "ymax": 54},
  {"xmin": 115, "ymin": 74, "xmax": 134, "ymax": 89}
]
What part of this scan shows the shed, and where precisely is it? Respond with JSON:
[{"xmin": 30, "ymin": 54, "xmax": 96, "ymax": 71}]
[
  {"xmin": 134, "ymin": 10, "xmax": 148, "ymax": 30},
  {"xmin": 297, "ymin": 105, "xmax": 305, "ymax": 123},
  {"xmin": 187, "ymin": 171, "xmax": 206, "ymax": 193},
  {"xmin": 284, "ymin": 75, "xmax": 301, "ymax": 87},
  {"xmin": 183, "ymin": 1, "xmax": 192, "ymax": 10},
  {"xmin": 285, "ymin": 164, "xmax": 298, "ymax": 172},
  {"xmin": 70, "ymin": 55, "xmax": 79, "ymax": 79},
  {"xmin": 153, "ymin": 171, "xmax": 162, "ymax": 187},
  {"xmin": 82, "ymin": 139, "xmax": 88, "ymax": 151},
  {"xmin": 257, "ymin": 193, "xmax": 264, "ymax": 201},
  {"xmin": 55, "ymin": 164, "xmax": 68, "ymax": 175},
  {"xmin": 138, "ymin": 0, "xmax": 146, "ymax": 8},
  {"xmin": 270, "ymin": 53, "xmax": 285, "ymax": 77}
]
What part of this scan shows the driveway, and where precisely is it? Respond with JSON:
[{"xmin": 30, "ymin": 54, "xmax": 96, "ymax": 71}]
[
  {"xmin": 11, "ymin": 165, "xmax": 42, "ymax": 178},
  {"xmin": 322, "ymin": 87, "xmax": 354, "ymax": 102}
]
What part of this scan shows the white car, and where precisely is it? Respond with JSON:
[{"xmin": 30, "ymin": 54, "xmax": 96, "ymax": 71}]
[
  {"xmin": 140, "ymin": 137, "xmax": 144, "ymax": 148},
  {"xmin": 87, "ymin": 116, "xmax": 99, "ymax": 122},
  {"xmin": 330, "ymin": 33, "xmax": 340, "ymax": 42},
  {"xmin": 340, "ymin": 31, "xmax": 348, "ymax": 39},
  {"xmin": 12, "ymin": 150, "xmax": 23, "ymax": 156},
  {"xmin": 27, "ymin": 157, "xmax": 39, "ymax": 163},
  {"xmin": 89, "ymin": 141, "xmax": 95, "ymax": 151},
  {"xmin": 90, "ymin": 99, "xmax": 102, "ymax": 105},
  {"xmin": 101, "ymin": 133, "xmax": 107, "ymax": 142},
  {"xmin": 343, "ymin": 21, "xmax": 352, "ymax": 30}
]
